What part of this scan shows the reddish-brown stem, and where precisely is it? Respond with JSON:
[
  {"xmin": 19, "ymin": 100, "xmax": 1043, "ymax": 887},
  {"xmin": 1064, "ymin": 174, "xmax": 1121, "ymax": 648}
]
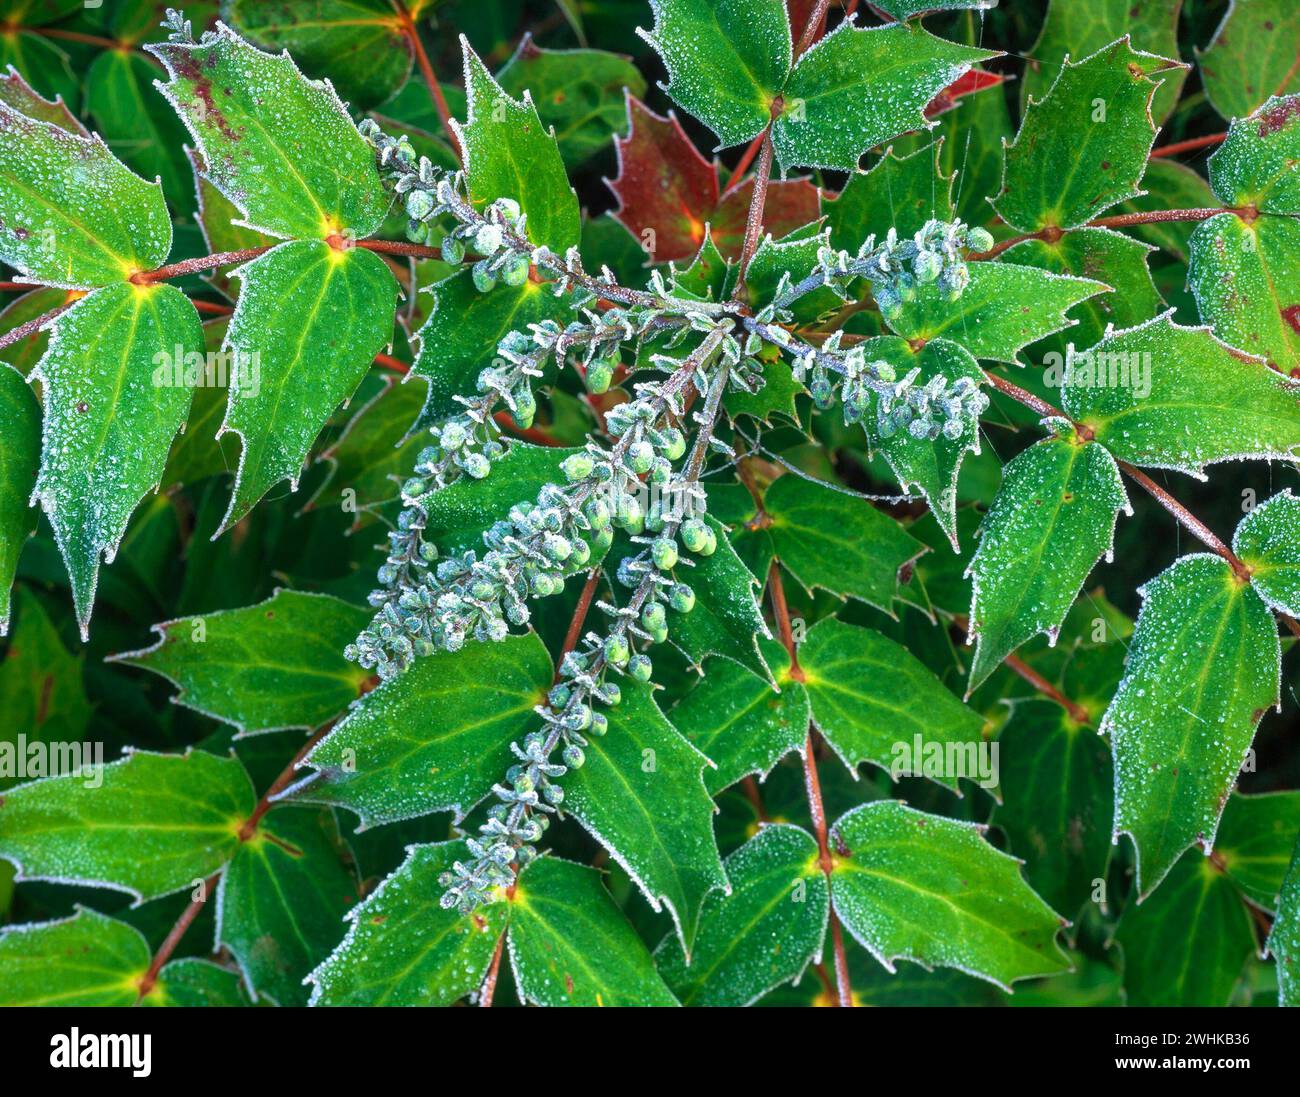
[
  {"xmin": 479, "ymin": 930, "xmax": 507, "ymax": 1007},
  {"xmin": 0, "ymin": 299, "xmax": 73, "ymax": 352},
  {"xmin": 558, "ymin": 568, "xmax": 602, "ymax": 677},
  {"xmin": 391, "ymin": 0, "xmax": 461, "ymax": 160},
  {"xmin": 190, "ymin": 299, "xmax": 233, "ymax": 316},
  {"xmin": 793, "ymin": 0, "xmax": 834, "ymax": 58},
  {"xmin": 238, "ymin": 725, "xmax": 334, "ymax": 842},
  {"xmin": 374, "ymin": 351, "xmax": 410, "ymax": 376},
  {"xmin": 982, "ymin": 369, "xmax": 1061, "ymax": 420},
  {"xmin": 728, "ymin": 132, "xmax": 767, "ymax": 186},
  {"xmin": 135, "ymin": 871, "xmax": 221, "ymax": 999},
  {"xmin": 27, "ymin": 27, "xmax": 122, "ymax": 50},
  {"xmin": 767, "ymin": 561, "xmax": 804, "ymax": 681},
  {"xmin": 1006, "ymin": 654, "xmax": 1092, "ymax": 724},
  {"xmin": 132, "ymin": 246, "xmax": 277, "ymax": 284},
  {"xmin": 1150, "ymin": 132, "xmax": 1226, "ymax": 159},
  {"xmin": 970, "ymin": 207, "xmax": 1238, "ymax": 261},
  {"xmin": 732, "ymin": 130, "xmax": 774, "ymax": 295},
  {"xmin": 0, "ymin": 281, "xmax": 33, "ymax": 292}
]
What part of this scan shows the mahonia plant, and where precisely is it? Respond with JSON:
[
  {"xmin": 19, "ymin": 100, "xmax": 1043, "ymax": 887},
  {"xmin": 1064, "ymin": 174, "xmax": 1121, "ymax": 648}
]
[{"xmin": 0, "ymin": 0, "xmax": 1298, "ymax": 1015}]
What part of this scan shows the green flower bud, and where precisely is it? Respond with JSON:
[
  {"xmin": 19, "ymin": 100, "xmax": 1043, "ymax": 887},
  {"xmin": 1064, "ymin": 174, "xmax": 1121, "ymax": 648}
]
[
  {"xmin": 605, "ymin": 633, "xmax": 630, "ymax": 666},
  {"xmin": 562, "ymin": 744, "xmax": 585, "ymax": 769},
  {"xmin": 680, "ymin": 517, "xmax": 711, "ymax": 554},
  {"xmin": 585, "ymin": 358, "xmax": 615, "ymax": 394},
  {"xmin": 471, "ymin": 262, "xmax": 497, "ymax": 293},
  {"xmin": 656, "ymin": 428, "xmax": 686, "ymax": 460},
  {"xmin": 627, "ymin": 440, "xmax": 655, "ymax": 474},
  {"xmin": 590, "ymin": 711, "xmax": 609, "ymax": 736},
  {"xmin": 668, "ymin": 582, "xmax": 695, "ymax": 613},
  {"xmin": 561, "ymin": 453, "xmax": 595, "ymax": 482},
  {"xmin": 628, "ymin": 653, "xmax": 653, "ymax": 682},
  {"xmin": 502, "ymin": 253, "xmax": 530, "ymax": 286},
  {"xmin": 641, "ymin": 602, "xmax": 666, "ymax": 633},
  {"xmin": 405, "ymin": 189, "xmax": 435, "ymax": 221},
  {"xmin": 441, "ymin": 235, "xmax": 466, "ymax": 264},
  {"xmin": 966, "ymin": 226, "xmax": 995, "ymax": 253},
  {"xmin": 651, "ymin": 537, "xmax": 678, "ymax": 570}
]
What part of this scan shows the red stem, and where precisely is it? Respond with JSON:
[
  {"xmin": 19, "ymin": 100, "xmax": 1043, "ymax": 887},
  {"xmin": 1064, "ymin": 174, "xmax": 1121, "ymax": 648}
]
[
  {"xmin": 971, "ymin": 207, "xmax": 1239, "ymax": 261},
  {"xmin": 1150, "ymin": 132, "xmax": 1226, "ymax": 159},
  {"xmin": 0, "ymin": 299, "xmax": 73, "ymax": 352},
  {"xmin": 391, "ymin": 0, "xmax": 461, "ymax": 161}
]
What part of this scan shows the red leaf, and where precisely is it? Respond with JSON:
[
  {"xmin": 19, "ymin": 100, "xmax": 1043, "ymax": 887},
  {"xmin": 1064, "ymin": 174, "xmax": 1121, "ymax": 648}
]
[
  {"xmin": 608, "ymin": 97, "xmax": 820, "ymax": 263},
  {"xmin": 925, "ymin": 68, "xmax": 1005, "ymax": 117}
]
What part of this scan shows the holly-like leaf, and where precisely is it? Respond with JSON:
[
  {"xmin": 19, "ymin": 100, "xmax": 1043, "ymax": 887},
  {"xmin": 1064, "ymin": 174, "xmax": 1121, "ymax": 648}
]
[
  {"xmin": 455, "ymin": 41, "xmax": 580, "ymax": 253},
  {"xmin": 298, "ymin": 632, "xmax": 551, "ymax": 827},
  {"xmin": 498, "ymin": 37, "xmax": 647, "ymax": 169},
  {"xmin": 1215, "ymin": 791, "xmax": 1300, "ymax": 910},
  {"xmin": 829, "ymin": 800, "xmax": 1070, "ymax": 988},
  {"xmin": 149, "ymin": 22, "xmax": 390, "ymax": 240},
  {"xmin": 218, "ymin": 241, "xmax": 399, "ymax": 531},
  {"xmin": 670, "ymin": 637, "xmax": 808, "ymax": 793},
  {"xmin": 1197, "ymin": 1, "xmax": 1300, "ymax": 122},
  {"xmin": 85, "ymin": 50, "xmax": 192, "ymax": 212},
  {"xmin": 1233, "ymin": 489, "xmax": 1300, "ymax": 615},
  {"xmin": 31, "ymin": 282, "xmax": 203, "ymax": 634},
  {"xmin": 0, "ymin": 749, "xmax": 255, "ymax": 901},
  {"xmin": 411, "ymin": 274, "xmax": 564, "ymax": 431},
  {"xmin": 109, "ymin": 589, "xmax": 374, "ymax": 735},
  {"xmin": 0, "ymin": 908, "xmax": 148, "ymax": 1006},
  {"xmin": 607, "ymin": 96, "xmax": 819, "ymax": 264},
  {"xmin": 888, "ymin": 261, "xmax": 1107, "ymax": 366},
  {"xmin": 224, "ymin": 0, "xmax": 414, "ymax": 111},
  {"xmin": 308, "ymin": 841, "xmax": 509, "ymax": 1006},
  {"xmin": 0, "ymin": 66, "xmax": 86, "ymax": 135},
  {"xmin": 654, "ymin": 824, "xmax": 828, "ymax": 1005},
  {"xmin": 509, "ymin": 855, "xmax": 678, "ymax": 1006},
  {"xmin": 1208, "ymin": 95, "xmax": 1300, "ymax": 215},
  {"xmin": 742, "ymin": 230, "xmax": 842, "ymax": 324},
  {"xmin": 666, "ymin": 514, "xmax": 772, "ymax": 681},
  {"xmin": 146, "ymin": 959, "xmax": 251, "ymax": 1008},
  {"xmin": 966, "ymin": 430, "xmax": 1129, "ymax": 692},
  {"xmin": 872, "ymin": 0, "xmax": 997, "ymax": 19},
  {"xmin": 564, "ymin": 680, "xmax": 726, "ymax": 950},
  {"xmin": 1189, "ymin": 213, "xmax": 1300, "ymax": 374},
  {"xmin": 638, "ymin": 0, "xmax": 792, "ymax": 151},
  {"xmin": 1115, "ymin": 850, "xmax": 1255, "ymax": 1006},
  {"xmin": 1, "ymin": 588, "xmax": 91, "ymax": 779},
  {"xmin": 860, "ymin": 336, "xmax": 985, "ymax": 548},
  {"xmin": 1002, "ymin": 227, "xmax": 1162, "ymax": 358},
  {"xmin": 995, "ymin": 38, "xmax": 1184, "ymax": 234},
  {"xmin": 1268, "ymin": 835, "xmax": 1300, "ymax": 1007},
  {"xmin": 1022, "ymin": 0, "xmax": 1186, "ymax": 124},
  {"xmin": 0, "ymin": 101, "xmax": 171, "ymax": 287},
  {"xmin": 1062, "ymin": 313, "xmax": 1300, "ymax": 474},
  {"xmin": 0, "ymin": 364, "xmax": 38, "ymax": 632},
  {"xmin": 771, "ymin": 22, "xmax": 995, "ymax": 173},
  {"xmin": 993, "ymin": 698, "xmax": 1113, "ymax": 919},
  {"xmin": 218, "ymin": 805, "xmax": 358, "ymax": 1006},
  {"xmin": 1106, "ymin": 553, "xmax": 1280, "ymax": 898},
  {"xmin": 799, "ymin": 617, "xmax": 986, "ymax": 788},
  {"xmin": 823, "ymin": 139, "xmax": 954, "ymax": 252}
]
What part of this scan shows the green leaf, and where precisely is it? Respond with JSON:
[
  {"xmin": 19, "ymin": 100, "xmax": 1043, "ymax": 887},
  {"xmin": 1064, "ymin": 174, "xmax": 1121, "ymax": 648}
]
[
  {"xmin": 0, "ymin": 364, "xmax": 39, "ymax": 632},
  {"xmin": 219, "ymin": 805, "xmax": 358, "ymax": 1006},
  {"xmin": 829, "ymin": 800, "xmax": 1070, "ymax": 988},
  {"xmin": 564, "ymin": 680, "xmax": 726, "ymax": 950},
  {"xmin": 654, "ymin": 824, "xmax": 828, "ymax": 1005},
  {"xmin": 1208, "ymin": 95, "xmax": 1300, "ymax": 215},
  {"xmin": 872, "ymin": 0, "xmax": 997, "ymax": 18},
  {"xmin": 0, "ymin": 748, "xmax": 255, "ymax": 901},
  {"xmin": 994, "ymin": 38, "xmax": 1184, "ymax": 233},
  {"xmin": 743, "ymin": 230, "xmax": 843, "ymax": 324},
  {"xmin": 1106, "ymin": 553, "xmax": 1280, "ymax": 898},
  {"xmin": 824, "ymin": 139, "xmax": 954, "ymax": 252},
  {"xmin": 638, "ymin": 0, "xmax": 791, "ymax": 150},
  {"xmin": 799, "ymin": 617, "xmax": 987, "ymax": 789},
  {"xmin": 497, "ymin": 38, "xmax": 647, "ymax": 168},
  {"xmin": 1189, "ymin": 213, "xmax": 1300, "ymax": 374},
  {"xmin": 666, "ymin": 514, "xmax": 772, "ymax": 681},
  {"xmin": 160, "ymin": 316, "xmax": 240, "ymax": 489},
  {"xmin": 0, "ymin": 101, "xmax": 171, "ymax": 286},
  {"xmin": 31, "ymin": 282, "xmax": 203, "ymax": 634},
  {"xmin": 1002, "ymin": 227, "xmax": 1162, "ymax": 358},
  {"xmin": 1, "ymin": 588, "xmax": 91, "ymax": 784},
  {"xmin": 0, "ymin": 66, "xmax": 86, "ymax": 135},
  {"xmin": 993, "ymin": 698, "xmax": 1113, "ymax": 918},
  {"xmin": 1197, "ymin": 2, "xmax": 1300, "ymax": 122},
  {"xmin": 510, "ymin": 855, "xmax": 678, "ymax": 1006},
  {"xmin": 888, "ymin": 261, "xmax": 1106, "ymax": 365},
  {"xmin": 1116, "ymin": 850, "xmax": 1255, "ymax": 1006},
  {"xmin": 725, "ymin": 355, "xmax": 803, "ymax": 423},
  {"xmin": 0, "ymin": 286, "xmax": 65, "ymax": 375},
  {"xmin": 456, "ymin": 41, "xmax": 580, "ymax": 253},
  {"xmin": 1234, "ymin": 489, "xmax": 1300, "ymax": 615},
  {"xmin": 1062, "ymin": 313, "xmax": 1300, "ymax": 474},
  {"xmin": 1215, "ymin": 790, "xmax": 1300, "ymax": 910},
  {"xmin": 149, "ymin": 22, "xmax": 390, "ymax": 239},
  {"xmin": 0, "ymin": 907, "xmax": 147, "ymax": 1006},
  {"xmin": 84, "ymin": 50, "xmax": 191, "ymax": 211},
  {"xmin": 1117, "ymin": 158, "xmax": 1218, "ymax": 261},
  {"xmin": 1022, "ymin": 0, "xmax": 1186, "ymax": 124},
  {"xmin": 1268, "ymin": 834, "xmax": 1300, "ymax": 1006},
  {"xmin": 772, "ymin": 22, "xmax": 994, "ymax": 173},
  {"xmin": 411, "ymin": 273, "xmax": 566, "ymax": 430},
  {"xmin": 299, "ymin": 632, "xmax": 551, "ymax": 827},
  {"xmin": 147, "ymin": 958, "xmax": 251, "ymax": 1007},
  {"xmin": 966, "ymin": 431, "xmax": 1129, "ymax": 691},
  {"xmin": 225, "ymin": 0, "xmax": 414, "ymax": 110},
  {"xmin": 219, "ymin": 241, "xmax": 399, "ymax": 530},
  {"xmin": 109, "ymin": 589, "xmax": 374, "ymax": 735},
  {"xmin": 188, "ymin": 151, "xmax": 277, "ymax": 300},
  {"xmin": 670, "ymin": 637, "xmax": 808, "ymax": 794},
  {"xmin": 308, "ymin": 841, "xmax": 509, "ymax": 1006},
  {"xmin": 762, "ymin": 472, "xmax": 926, "ymax": 612},
  {"xmin": 860, "ymin": 336, "xmax": 985, "ymax": 547}
]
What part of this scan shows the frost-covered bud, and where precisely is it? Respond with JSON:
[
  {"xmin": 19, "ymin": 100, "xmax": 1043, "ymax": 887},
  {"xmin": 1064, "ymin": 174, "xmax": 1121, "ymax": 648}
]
[
  {"xmin": 475, "ymin": 223, "xmax": 503, "ymax": 254},
  {"xmin": 641, "ymin": 601, "xmax": 666, "ymax": 633},
  {"xmin": 614, "ymin": 493, "xmax": 643, "ymax": 532},
  {"xmin": 472, "ymin": 260, "xmax": 497, "ymax": 293},
  {"xmin": 513, "ymin": 771, "xmax": 535, "ymax": 794},
  {"xmin": 966, "ymin": 226, "xmax": 995, "ymax": 253},
  {"xmin": 605, "ymin": 633, "xmax": 631, "ymax": 667},
  {"xmin": 502, "ymin": 253, "xmax": 530, "ymax": 286},
  {"xmin": 542, "ymin": 533, "xmax": 572, "ymax": 562},
  {"xmin": 562, "ymin": 744, "xmax": 586, "ymax": 769},
  {"xmin": 543, "ymin": 783, "xmax": 564, "ymax": 805},
  {"xmin": 586, "ymin": 496, "xmax": 611, "ymax": 528},
  {"xmin": 462, "ymin": 452, "xmax": 490, "ymax": 479},
  {"xmin": 938, "ymin": 263, "xmax": 969, "ymax": 301},
  {"xmin": 591, "ymin": 524, "xmax": 615, "ymax": 552},
  {"xmin": 651, "ymin": 537, "xmax": 678, "ymax": 571},
  {"xmin": 656, "ymin": 428, "xmax": 686, "ymax": 461},
  {"xmin": 561, "ymin": 453, "xmax": 595, "ymax": 482},
  {"xmin": 549, "ymin": 683, "xmax": 572, "ymax": 709},
  {"xmin": 569, "ymin": 537, "xmax": 592, "ymax": 566},
  {"xmin": 913, "ymin": 249, "xmax": 943, "ymax": 284},
  {"xmin": 628, "ymin": 653, "xmax": 653, "ymax": 682},
  {"xmin": 512, "ymin": 386, "xmax": 537, "ymax": 429},
  {"xmin": 440, "ymin": 420, "xmax": 468, "ymax": 450},
  {"xmin": 627, "ymin": 440, "xmax": 655, "ymax": 474},
  {"xmin": 590, "ymin": 711, "xmax": 609, "ymax": 737},
  {"xmin": 875, "ymin": 285, "xmax": 902, "ymax": 320},
  {"xmin": 810, "ymin": 375, "xmax": 835, "ymax": 410},
  {"xmin": 668, "ymin": 582, "xmax": 695, "ymax": 613},
  {"xmin": 585, "ymin": 357, "xmax": 615, "ymax": 394},
  {"xmin": 405, "ymin": 189, "xmax": 435, "ymax": 221},
  {"xmin": 441, "ymin": 235, "xmax": 466, "ymax": 264},
  {"xmin": 601, "ymin": 680, "xmax": 622, "ymax": 706},
  {"xmin": 650, "ymin": 456, "xmax": 672, "ymax": 485}
]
